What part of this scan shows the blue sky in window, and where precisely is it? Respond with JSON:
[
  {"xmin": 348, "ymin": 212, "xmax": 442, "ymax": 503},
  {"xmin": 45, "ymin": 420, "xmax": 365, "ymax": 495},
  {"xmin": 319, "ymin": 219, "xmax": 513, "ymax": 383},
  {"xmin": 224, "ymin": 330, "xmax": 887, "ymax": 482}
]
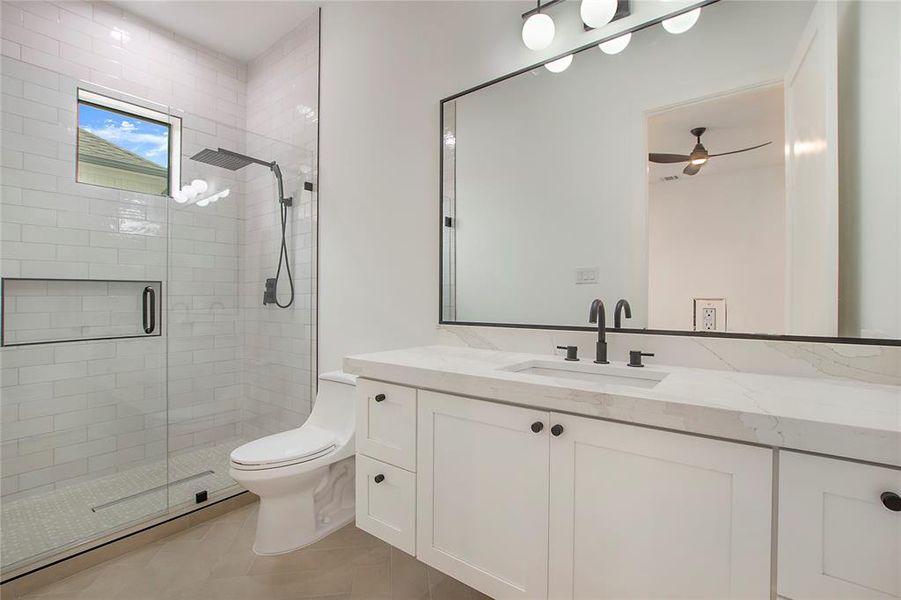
[{"xmin": 79, "ymin": 104, "xmax": 169, "ymax": 168}]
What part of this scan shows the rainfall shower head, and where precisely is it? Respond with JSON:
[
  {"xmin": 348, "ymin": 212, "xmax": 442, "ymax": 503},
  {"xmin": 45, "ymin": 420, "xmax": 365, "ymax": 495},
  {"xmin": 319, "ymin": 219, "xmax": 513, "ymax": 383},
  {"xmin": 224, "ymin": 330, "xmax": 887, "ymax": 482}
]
[{"xmin": 189, "ymin": 147, "xmax": 273, "ymax": 171}]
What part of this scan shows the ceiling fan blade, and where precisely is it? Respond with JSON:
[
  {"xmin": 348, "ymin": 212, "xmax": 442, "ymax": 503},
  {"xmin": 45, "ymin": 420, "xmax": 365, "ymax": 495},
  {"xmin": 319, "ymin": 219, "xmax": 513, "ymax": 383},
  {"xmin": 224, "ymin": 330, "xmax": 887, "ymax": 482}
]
[
  {"xmin": 682, "ymin": 163, "xmax": 702, "ymax": 176},
  {"xmin": 708, "ymin": 141, "xmax": 773, "ymax": 158},
  {"xmin": 649, "ymin": 153, "xmax": 691, "ymax": 164}
]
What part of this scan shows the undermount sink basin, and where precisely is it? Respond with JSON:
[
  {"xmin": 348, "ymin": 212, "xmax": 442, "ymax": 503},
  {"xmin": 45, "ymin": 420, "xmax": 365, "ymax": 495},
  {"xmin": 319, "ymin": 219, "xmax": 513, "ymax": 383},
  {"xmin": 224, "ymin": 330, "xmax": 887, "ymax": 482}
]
[{"xmin": 502, "ymin": 360, "xmax": 667, "ymax": 389}]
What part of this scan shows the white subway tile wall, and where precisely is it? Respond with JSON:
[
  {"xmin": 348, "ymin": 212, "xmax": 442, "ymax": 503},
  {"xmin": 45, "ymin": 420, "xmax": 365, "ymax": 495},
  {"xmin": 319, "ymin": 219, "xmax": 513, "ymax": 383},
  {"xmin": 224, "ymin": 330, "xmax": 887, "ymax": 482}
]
[
  {"xmin": 0, "ymin": 0, "xmax": 318, "ymax": 569},
  {"xmin": 241, "ymin": 15, "xmax": 319, "ymax": 441}
]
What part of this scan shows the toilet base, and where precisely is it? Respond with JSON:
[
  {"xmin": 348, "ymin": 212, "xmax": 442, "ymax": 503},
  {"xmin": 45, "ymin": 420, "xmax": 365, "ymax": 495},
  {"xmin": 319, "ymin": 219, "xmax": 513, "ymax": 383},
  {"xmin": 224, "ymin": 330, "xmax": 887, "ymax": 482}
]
[
  {"xmin": 246, "ymin": 458, "xmax": 356, "ymax": 556},
  {"xmin": 252, "ymin": 510, "xmax": 355, "ymax": 556}
]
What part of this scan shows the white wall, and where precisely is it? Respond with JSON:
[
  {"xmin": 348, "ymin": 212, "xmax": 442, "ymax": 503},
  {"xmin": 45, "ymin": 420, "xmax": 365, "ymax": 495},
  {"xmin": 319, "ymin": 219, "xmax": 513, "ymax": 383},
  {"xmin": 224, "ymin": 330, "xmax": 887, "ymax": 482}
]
[
  {"xmin": 318, "ymin": 0, "xmax": 819, "ymax": 369},
  {"xmin": 648, "ymin": 165, "xmax": 786, "ymax": 333}
]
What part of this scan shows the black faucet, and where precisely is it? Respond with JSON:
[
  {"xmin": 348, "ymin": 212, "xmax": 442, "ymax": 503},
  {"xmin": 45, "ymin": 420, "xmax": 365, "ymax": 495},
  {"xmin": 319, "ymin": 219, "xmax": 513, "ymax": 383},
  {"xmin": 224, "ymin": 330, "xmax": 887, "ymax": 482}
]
[
  {"xmin": 588, "ymin": 299, "xmax": 609, "ymax": 364},
  {"xmin": 614, "ymin": 299, "xmax": 632, "ymax": 329}
]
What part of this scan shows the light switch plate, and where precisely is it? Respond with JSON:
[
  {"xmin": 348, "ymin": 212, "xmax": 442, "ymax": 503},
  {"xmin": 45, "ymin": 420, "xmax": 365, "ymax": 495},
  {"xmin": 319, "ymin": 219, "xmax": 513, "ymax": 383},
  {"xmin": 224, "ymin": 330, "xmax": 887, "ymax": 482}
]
[
  {"xmin": 693, "ymin": 298, "xmax": 726, "ymax": 332},
  {"xmin": 575, "ymin": 267, "xmax": 599, "ymax": 285}
]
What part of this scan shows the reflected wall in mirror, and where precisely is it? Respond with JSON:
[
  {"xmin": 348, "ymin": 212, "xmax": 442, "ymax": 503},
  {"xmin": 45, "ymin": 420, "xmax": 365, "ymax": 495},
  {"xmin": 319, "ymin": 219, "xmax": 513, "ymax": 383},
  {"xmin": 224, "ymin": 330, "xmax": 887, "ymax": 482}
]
[{"xmin": 441, "ymin": 0, "xmax": 900, "ymax": 342}]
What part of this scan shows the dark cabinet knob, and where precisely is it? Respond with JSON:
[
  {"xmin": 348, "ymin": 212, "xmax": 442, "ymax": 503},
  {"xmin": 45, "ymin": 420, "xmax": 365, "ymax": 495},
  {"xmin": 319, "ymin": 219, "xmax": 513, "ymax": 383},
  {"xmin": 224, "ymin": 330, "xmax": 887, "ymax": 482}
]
[
  {"xmin": 374, "ymin": 394, "xmax": 386, "ymax": 402},
  {"xmin": 881, "ymin": 491, "xmax": 901, "ymax": 512},
  {"xmin": 531, "ymin": 421, "xmax": 544, "ymax": 433},
  {"xmin": 374, "ymin": 474, "xmax": 385, "ymax": 484},
  {"xmin": 551, "ymin": 424, "xmax": 564, "ymax": 437}
]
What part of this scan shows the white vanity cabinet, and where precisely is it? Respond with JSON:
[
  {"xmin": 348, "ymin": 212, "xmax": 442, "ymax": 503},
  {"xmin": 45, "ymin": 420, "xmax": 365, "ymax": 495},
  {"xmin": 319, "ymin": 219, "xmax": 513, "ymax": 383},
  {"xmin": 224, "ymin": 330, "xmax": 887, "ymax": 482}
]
[
  {"xmin": 417, "ymin": 391, "xmax": 551, "ymax": 599},
  {"xmin": 778, "ymin": 452, "xmax": 901, "ymax": 599},
  {"xmin": 547, "ymin": 413, "xmax": 773, "ymax": 599},
  {"xmin": 355, "ymin": 379, "xmax": 776, "ymax": 599}
]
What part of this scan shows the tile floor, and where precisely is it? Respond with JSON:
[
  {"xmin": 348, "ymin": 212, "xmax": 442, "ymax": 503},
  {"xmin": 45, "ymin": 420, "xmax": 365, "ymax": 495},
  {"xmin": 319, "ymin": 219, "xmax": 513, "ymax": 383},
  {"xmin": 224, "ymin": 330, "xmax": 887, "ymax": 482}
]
[
  {"xmin": 15, "ymin": 501, "xmax": 491, "ymax": 600},
  {"xmin": 2, "ymin": 440, "xmax": 245, "ymax": 570}
]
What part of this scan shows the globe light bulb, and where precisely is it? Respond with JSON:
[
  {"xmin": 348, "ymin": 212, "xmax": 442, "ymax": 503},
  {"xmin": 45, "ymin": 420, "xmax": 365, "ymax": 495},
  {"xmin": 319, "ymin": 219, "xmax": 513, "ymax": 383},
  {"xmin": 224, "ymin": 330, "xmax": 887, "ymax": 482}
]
[
  {"xmin": 218, "ymin": 188, "xmax": 230, "ymax": 198},
  {"xmin": 580, "ymin": 0, "xmax": 617, "ymax": 28},
  {"xmin": 196, "ymin": 197, "xmax": 210, "ymax": 207},
  {"xmin": 599, "ymin": 32, "xmax": 631, "ymax": 54},
  {"xmin": 182, "ymin": 185, "xmax": 198, "ymax": 201},
  {"xmin": 190, "ymin": 179, "xmax": 208, "ymax": 194},
  {"xmin": 662, "ymin": 7, "xmax": 701, "ymax": 34},
  {"xmin": 522, "ymin": 12, "xmax": 555, "ymax": 51},
  {"xmin": 544, "ymin": 54, "xmax": 573, "ymax": 73},
  {"xmin": 172, "ymin": 190, "xmax": 188, "ymax": 204}
]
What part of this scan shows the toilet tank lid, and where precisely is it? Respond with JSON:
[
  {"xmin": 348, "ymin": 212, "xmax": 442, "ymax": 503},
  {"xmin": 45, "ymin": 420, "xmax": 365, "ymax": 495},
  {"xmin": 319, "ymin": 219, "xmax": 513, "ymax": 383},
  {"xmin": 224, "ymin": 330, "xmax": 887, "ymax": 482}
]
[{"xmin": 318, "ymin": 371, "xmax": 357, "ymax": 386}]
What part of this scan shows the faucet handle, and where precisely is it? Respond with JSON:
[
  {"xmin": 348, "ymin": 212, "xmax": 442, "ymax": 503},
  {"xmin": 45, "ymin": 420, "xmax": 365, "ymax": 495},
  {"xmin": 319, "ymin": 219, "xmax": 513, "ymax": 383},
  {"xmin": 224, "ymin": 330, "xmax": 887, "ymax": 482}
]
[
  {"xmin": 556, "ymin": 345, "xmax": 579, "ymax": 362},
  {"xmin": 628, "ymin": 350, "xmax": 654, "ymax": 368}
]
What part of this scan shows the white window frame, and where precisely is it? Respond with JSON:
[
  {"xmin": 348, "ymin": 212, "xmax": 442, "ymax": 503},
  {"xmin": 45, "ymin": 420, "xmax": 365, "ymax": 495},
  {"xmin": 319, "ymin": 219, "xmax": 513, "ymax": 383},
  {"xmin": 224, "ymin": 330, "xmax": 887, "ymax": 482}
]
[{"xmin": 76, "ymin": 87, "xmax": 181, "ymax": 195}]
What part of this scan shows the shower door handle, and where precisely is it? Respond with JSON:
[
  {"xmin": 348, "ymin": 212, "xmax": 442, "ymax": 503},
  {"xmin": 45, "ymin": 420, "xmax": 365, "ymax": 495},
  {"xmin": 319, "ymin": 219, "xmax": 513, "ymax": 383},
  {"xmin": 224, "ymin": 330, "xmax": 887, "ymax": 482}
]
[{"xmin": 142, "ymin": 286, "xmax": 156, "ymax": 334}]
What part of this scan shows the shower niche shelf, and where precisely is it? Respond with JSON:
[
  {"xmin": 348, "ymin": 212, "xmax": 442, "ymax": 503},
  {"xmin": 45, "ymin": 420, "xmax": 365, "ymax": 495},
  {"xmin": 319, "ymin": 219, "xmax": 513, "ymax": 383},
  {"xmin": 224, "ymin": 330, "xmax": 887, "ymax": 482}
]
[{"xmin": 1, "ymin": 278, "xmax": 162, "ymax": 347}]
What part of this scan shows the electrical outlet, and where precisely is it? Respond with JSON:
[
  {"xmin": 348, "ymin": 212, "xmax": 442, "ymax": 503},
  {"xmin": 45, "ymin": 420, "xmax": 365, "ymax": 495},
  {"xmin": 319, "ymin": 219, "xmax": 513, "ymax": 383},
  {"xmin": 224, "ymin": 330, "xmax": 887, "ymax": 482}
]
[
  {"xmin": 693, "ymin": 298, "xmax": 726, "ymax": 332},
  {"xmin": 575, "ymin": 267, "xmax": 599, "ymax": 285}
]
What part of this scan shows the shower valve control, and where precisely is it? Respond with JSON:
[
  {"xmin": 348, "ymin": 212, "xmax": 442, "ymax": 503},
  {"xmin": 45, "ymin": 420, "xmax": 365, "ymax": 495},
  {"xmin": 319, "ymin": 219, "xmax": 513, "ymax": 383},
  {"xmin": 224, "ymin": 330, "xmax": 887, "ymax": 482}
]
[{"xmin": 263, "ymin": 278, "xmax": 278, "ymax": 305}]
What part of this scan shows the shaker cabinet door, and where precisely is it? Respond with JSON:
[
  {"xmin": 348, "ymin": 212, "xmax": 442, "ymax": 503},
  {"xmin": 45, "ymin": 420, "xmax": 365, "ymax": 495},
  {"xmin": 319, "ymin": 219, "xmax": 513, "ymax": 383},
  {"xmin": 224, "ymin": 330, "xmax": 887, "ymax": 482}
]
[
  {"xmin": 779, "ymin": 451, "xmax": 901, "ymax": 599},
  {"xmin": 417, "ymin": 391, "xmax": 550, "ymax": 600},
  {"xmin": 548, "ymin": 413, "xmax": 773, "ymax": 599}
]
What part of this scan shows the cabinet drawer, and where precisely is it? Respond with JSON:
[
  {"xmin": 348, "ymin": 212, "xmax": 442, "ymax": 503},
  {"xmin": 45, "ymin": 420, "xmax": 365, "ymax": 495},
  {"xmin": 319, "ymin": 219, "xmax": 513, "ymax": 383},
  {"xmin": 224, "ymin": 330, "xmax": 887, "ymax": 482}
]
[
  {"xmin": 779, "ymin": 451, "xmax": 901, "ymax": 599},
  {"xmin": 355, "ymin": 454, "xmax": 416, "ymax": 556},
  {"xmin": 356, "ymin": 379, "xmax": 417, "ymax": 471}
]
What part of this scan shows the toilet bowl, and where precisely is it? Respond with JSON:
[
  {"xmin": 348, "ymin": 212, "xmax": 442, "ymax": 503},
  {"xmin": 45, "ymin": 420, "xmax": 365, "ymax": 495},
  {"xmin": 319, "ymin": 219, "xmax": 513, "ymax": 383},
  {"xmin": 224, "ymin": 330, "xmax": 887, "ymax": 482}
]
[{"xmin": 229, "ymin": 371, "xmax": 357, "ymax": 555}]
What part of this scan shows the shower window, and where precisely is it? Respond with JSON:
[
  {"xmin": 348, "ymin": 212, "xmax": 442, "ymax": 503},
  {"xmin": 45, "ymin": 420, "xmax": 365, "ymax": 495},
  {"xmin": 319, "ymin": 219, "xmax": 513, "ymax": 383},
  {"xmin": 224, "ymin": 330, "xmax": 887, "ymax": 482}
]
[{"xmin": 75, "ymin": 89, "xmax": 182, "ymax": 196}]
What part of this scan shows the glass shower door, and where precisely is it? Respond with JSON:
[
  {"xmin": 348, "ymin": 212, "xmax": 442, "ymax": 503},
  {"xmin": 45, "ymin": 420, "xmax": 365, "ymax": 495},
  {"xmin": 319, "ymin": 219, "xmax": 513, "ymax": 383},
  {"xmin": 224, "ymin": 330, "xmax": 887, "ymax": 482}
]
[{"xmin": 0, "ymin": 73, "xmax": 172, "ymax": 574}]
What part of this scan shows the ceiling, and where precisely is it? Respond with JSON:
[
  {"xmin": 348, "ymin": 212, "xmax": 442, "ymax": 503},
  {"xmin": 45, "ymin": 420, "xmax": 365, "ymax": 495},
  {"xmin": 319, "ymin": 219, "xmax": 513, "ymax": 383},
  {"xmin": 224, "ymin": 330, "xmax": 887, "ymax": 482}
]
[
  {"xmin": 647, "ymin": 85, "xmax": 785, "ymax": 181},
  {"xmin": 111, "ymin": 1, "xmax": 318, "ymax": 62}
]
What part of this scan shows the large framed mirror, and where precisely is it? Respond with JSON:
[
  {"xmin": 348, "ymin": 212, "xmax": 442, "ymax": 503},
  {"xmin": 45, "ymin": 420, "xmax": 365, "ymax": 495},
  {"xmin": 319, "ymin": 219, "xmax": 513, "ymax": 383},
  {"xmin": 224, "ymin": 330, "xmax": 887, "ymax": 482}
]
[{"xmin": 440, "ymin": 0, "xmax": 900, "ymax": 344}]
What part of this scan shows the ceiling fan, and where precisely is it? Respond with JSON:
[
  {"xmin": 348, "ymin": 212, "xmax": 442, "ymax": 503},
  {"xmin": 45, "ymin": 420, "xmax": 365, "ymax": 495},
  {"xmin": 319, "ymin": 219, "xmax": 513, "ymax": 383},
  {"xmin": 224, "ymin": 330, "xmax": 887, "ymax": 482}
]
[{"xmin": 648, "ymin": 127, "xmax": 772, "ymax": 176}]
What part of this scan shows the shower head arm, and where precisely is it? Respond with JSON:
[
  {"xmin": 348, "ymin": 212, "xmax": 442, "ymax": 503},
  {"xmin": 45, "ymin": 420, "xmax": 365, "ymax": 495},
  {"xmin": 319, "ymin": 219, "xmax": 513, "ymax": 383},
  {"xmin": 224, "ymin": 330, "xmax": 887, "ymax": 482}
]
[{"xmin": 215, "ymin": 148, "xmax": 290, "ymax": 205}]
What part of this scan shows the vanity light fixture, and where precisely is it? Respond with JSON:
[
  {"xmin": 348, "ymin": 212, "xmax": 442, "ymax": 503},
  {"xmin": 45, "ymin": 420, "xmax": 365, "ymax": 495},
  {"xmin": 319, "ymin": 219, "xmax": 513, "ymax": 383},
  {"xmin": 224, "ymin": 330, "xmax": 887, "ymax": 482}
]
[
  {"xmin": 598, "ymin": 31, "xmax": 631, "ymax": 54},
  {"xmin": 580, "ymin": 0, "xmax": 618, "ymax": 29},
  {"xmin": 522, "ymin": 1, "xmax": 555, "ymax": 50},
  {"xmin": 545, "ymin": 54, "xmax": 573, "ymax": 73},
  {"xmin": 662, "ymin": 7, "xmax": 701, "ymax": 34}
]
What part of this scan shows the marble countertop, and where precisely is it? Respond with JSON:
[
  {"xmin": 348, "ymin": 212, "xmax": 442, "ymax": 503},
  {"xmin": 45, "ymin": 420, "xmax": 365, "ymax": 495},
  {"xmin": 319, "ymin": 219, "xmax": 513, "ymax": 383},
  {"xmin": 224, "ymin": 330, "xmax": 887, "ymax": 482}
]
[{"xmin": 344, "ymin": 345, "xmax": 901, "ymax": 467}]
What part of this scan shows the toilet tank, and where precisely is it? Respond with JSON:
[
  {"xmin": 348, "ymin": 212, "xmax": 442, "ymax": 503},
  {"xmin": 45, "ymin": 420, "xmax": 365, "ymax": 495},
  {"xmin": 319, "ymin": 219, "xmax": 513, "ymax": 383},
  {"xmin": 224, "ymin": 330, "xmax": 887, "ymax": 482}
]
[{"xmin": 306, "ymin": 371, "xmax": 357, "ymax": 443}]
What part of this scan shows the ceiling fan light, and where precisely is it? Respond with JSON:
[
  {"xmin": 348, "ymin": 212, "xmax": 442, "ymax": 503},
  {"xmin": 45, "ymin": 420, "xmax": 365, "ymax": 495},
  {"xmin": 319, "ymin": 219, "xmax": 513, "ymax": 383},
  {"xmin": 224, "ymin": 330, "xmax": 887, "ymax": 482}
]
[
  {"xmin": 662, "ymin": 7, "xmax": 701, "ymax": 34},
  {"xmin": 580, "ymin": 0, "xmax": 618, "ymax": 28},
  {"xmin": 522, "ymin": 12, "xmax": 555, "ymax": 51},
  {"xmin": 544, "ymin": 54, "xmax": 573, "ymax": 73},
  {"xmin": 690, "ymin": 157, "xmax": 707, "ymax": 165},
  {"xmin": 599, "ymin": 32, "xmax": 631, "ymax": 54}
]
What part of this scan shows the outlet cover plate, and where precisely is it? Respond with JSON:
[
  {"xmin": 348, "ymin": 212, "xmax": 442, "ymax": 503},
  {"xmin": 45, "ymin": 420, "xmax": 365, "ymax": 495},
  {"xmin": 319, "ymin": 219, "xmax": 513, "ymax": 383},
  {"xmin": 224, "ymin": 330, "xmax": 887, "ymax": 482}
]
[{"xmin": 693, "ymin": 298, "xmax": 726, "ymax": 332}]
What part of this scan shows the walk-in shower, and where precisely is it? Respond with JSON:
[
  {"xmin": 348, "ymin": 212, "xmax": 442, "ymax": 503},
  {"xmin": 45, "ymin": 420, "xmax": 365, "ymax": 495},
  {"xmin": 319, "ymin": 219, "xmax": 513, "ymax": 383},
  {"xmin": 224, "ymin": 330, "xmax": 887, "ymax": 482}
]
[
  {"xmin": 190, "ymin": 148, "xmax": 295, "ymax": 309},
  {"xmin": 0, "ymin": 3, "xmax": 320, "ymax": 579}
]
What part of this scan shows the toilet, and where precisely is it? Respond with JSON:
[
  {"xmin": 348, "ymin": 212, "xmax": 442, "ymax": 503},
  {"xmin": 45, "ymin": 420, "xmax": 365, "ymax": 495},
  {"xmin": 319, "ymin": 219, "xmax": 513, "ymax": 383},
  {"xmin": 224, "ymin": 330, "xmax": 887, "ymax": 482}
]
[{"xmin": 229, "ymin": 371, "xmax": 357, "ymax": 555}]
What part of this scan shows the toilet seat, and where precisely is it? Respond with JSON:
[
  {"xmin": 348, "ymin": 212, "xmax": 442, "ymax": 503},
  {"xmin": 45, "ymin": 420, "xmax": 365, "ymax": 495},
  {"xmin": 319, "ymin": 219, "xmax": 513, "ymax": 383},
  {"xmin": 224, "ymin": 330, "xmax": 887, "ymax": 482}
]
[{"xmin": 230, "ymin": 426, "xmax": 337, "ymax": 471}]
